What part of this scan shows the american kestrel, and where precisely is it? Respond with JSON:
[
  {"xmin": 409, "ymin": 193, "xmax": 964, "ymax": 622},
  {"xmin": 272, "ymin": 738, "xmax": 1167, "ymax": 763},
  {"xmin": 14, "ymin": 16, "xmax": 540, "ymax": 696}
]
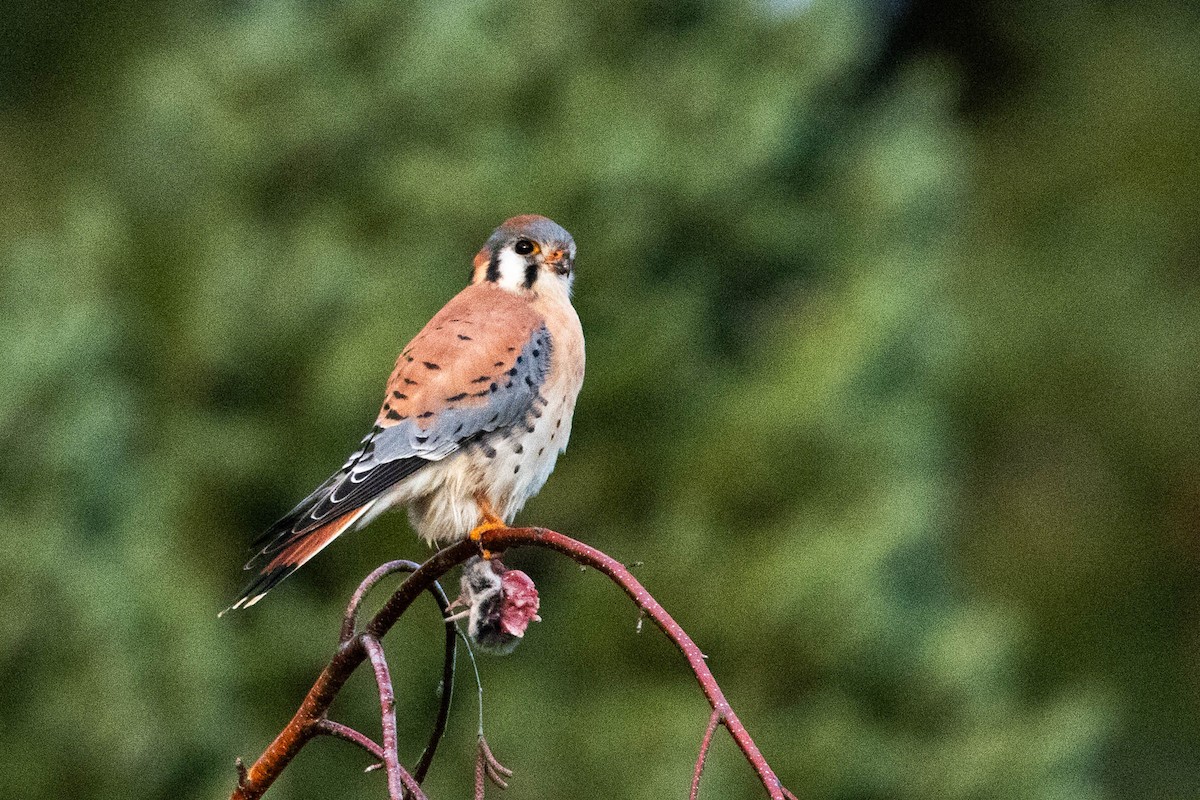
[{"xmin": 227, "ymin": 215, "xmax": 584, "ymax": 611}]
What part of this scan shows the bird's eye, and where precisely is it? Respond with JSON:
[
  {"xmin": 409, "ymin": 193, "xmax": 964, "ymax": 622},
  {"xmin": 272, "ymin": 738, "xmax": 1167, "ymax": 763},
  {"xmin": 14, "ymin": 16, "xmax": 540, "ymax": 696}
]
[{"xmin": 514, "ymin": 239, "xmax": 537, "ymax": 256}]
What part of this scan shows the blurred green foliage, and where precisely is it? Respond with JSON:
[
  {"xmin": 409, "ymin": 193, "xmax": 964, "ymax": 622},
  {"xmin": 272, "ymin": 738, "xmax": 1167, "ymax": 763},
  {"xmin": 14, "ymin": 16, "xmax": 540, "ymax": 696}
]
[{"xmin": 1, "ymin": 0, "xmax": 1197, "ymax": 798}]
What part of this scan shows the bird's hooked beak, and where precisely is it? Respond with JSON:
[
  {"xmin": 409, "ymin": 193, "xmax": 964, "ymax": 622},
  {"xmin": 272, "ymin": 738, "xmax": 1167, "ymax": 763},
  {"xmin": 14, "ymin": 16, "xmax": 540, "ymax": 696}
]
[{"xmin": 546, "ymin": 248, "xmax": 573, "ymax": 275}]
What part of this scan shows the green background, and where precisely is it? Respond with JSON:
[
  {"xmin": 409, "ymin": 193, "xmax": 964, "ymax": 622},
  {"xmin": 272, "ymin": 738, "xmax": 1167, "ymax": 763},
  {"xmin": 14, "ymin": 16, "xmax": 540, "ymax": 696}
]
[{"xmin": 2, "ymin": 1, "xmax": 1197, "ymax": 798}]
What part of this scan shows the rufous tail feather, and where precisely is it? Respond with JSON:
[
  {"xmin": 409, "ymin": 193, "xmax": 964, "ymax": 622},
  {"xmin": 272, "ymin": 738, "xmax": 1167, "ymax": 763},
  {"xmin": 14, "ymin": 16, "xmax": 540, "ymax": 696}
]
[{"xmin": 221, "ymin": 505, "xmax": 371, "ymax": 615}]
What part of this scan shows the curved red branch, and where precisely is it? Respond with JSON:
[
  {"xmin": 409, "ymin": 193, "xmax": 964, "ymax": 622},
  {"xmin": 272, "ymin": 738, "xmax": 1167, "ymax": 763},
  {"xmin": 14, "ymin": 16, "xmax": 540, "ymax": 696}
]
[
  {"xmin": 363, "ymin": 635, "xmax": 426, "ymax": 800},
  {"xmin": 339, "ymin": 559, "xmax": 456, "ymax": 782},
  {"xmin": 480, "ymin": 528, "xmax": 790, "ymax": 799},
  {"xmin": 230, "ymin": 528, "xmax": 792, "ymax": 800},
  {"xmin": 232, "ymin": 542, "xmax": 473, "ymax": 800}
]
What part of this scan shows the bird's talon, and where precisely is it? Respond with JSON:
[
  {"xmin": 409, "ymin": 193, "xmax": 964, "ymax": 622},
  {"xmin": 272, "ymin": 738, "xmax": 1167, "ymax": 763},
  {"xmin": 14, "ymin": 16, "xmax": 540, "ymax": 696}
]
[{"xmin": 468, "ymin": 519, "xmax": 506, "ymax": 542}]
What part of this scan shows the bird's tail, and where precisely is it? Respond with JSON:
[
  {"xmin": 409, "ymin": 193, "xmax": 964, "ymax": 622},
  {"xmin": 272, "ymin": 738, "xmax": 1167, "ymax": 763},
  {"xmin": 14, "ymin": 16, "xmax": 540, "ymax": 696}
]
[{"xmin": 221, "ymin": 505, "xmax": 371, "ymax": 615}]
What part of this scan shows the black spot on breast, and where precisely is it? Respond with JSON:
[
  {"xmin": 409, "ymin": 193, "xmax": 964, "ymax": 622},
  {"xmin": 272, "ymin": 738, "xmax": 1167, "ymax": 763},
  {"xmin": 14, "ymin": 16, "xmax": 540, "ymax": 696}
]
[
  {"xmin": 556, "ymin": 419, "xmax": 562, "ymax": 428},
  {"xmin": 474, "ymin": 390, "xmax": 490, "ymax": 397},
  {"xmin": 507, "ymin": 347, "xmax": 516, "ymax": 352},
  {"xmin": 404, "ymin": 378, "xmax": 418, "ymax": 386},
  {"xmin": 472, "ymin": 375, "xmax": 491, "ymax": 383},
  {"xmin": 505, "ymin": 382, "xmax": 513, "ymax": 389},
  {"xmin": 507, "ymin": 367, "xmax": 519, "ymax": 376},
  {"xmin": 513, "ymin": 443, "xmax": 524, "ymax": 454},
  {"xmin": 530, "ymin": 407, "xmax": 543, "ymax": 419},
  {"xmin": 415, "ymin": 435, "xmax": 429, "ymax": 444},
  {"xmin": 537, "ymin": 447, "xmax": 544, "ymax": 455},
  {"xmin": 490, "ymin": 383, "xmax": 498, "ymax": 392},
  {"xmin": 423, "ymin": 362, "xmax": 440, "ymax": 370},
  {"xmin": 483, "ymin": 445, "xmax": 497, "ymax": 459},
  {"xmin": 532, "ymin": 349, "xmax": 540, "ymax": 358},
  {"xmin": 418, "ymin": 411, "xmax": 435, "ymax": 419},
  {"xmin": 406, "ymin": 356, "xmax": 414, "ymax": 362},
  {"xmin": 516, "ymin": 356, "xmax": 523, "ymax": 364},
  {"xmin": 385, "ymin": 410, "xmax": 404, "ymax": 421},
  {"xmin": 524, "ymin": 376, "xmax": 534, "ymax": 387},
  {"xmin": 526, "ymin": 425, "xmax": 536, "ymax": 433},
  {"xmin": 395, "ymin": 393, "xmax": 408, "ymax": 400},
  {"xmin": 458, "ymin": 334, "xmax": 472, "ymax": 341},
  {"xmin": 446, "ymin": 393, "xmax": 468, "ymax": 402},
  {"xmin": 513, "ymin": 465, "xmax": 521, "ymax": 474}
]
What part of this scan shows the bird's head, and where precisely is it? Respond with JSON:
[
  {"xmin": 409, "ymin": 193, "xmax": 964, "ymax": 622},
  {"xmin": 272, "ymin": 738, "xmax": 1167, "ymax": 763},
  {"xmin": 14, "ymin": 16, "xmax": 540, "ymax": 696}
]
[{"xmin": 470, "ymin": 215, "xmax": 576, "ymax": 298}]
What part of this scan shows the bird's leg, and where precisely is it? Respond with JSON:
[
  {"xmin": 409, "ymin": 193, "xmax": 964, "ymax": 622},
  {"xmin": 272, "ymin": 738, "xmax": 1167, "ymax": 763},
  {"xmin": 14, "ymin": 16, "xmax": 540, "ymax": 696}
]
[{"xmin": 468, "ymin": 494, "xmax": 506, "ymax": 558}]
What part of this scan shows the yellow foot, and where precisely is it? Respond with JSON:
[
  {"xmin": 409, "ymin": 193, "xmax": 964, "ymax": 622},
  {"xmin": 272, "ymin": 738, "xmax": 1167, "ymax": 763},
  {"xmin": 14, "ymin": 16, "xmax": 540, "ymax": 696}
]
[
  {"xmin": 468, "ymin": 516, "xmax": 507, "ymax": 559},
  {"xmin": 468, "ymin": 493, "xmax": 505, "ymax": 557},
  {"xmin": 468, "ymin": 518, "xmax": 507, "ymax": 542}
]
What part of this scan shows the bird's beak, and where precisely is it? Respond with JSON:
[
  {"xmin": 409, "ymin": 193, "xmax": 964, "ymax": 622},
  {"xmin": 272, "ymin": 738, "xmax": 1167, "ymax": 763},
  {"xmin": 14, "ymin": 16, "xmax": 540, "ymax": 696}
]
[{"xmin": 547, "ymin": 249, "xmax": 573, "ymax": 275}]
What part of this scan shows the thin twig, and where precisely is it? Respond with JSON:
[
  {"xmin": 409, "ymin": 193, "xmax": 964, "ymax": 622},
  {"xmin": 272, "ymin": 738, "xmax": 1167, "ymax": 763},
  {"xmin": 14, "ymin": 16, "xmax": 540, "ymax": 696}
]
[
  {"xmin": 232, "ymin": 542, "xmax": 476, "ymax": 800},
  {"xmin": 416, "ymin": 586, "xmax": 456, "ymax": 784},
  {"xmin": 474, "ymin": 741, "xmax": 486, "ymax": 800},
  {"xmin": 473, "ymin": 734, "xmax": 513, "ymax": 799},
  {"xmin": 363, "ymin": 635, "xmax": 427, "ymax": 800},
  {"xmin": 341, "ymin": 560, "xmax": 422, "ymax": 645},
  {"xmin": 458, "ymin": 627, "xmax": 514, "ymax": 797},
  {"xmin": 480, "ymin": 528, "xmax": 790, "ymax": 800},
  {"xmin": 338, "ymin": 559, "xmax": 456, "ymax": 784},
  {"xmin": 689, "ymin": 709, "xmax": 723, "ymax": 800},
  {"xmin": 312, "ymin": 718, "xmax": 384, "ymax": 763},
  {"xmin": 457, "ymin": 628, "xmax": 486, "ymax": 736},
  {"xmin": 479, "ymin": 736, "xmax": 513, "ymax": 787},
  {"xmin": 231, "ymin": 528, "xmax": 792, "ymax": 800}
]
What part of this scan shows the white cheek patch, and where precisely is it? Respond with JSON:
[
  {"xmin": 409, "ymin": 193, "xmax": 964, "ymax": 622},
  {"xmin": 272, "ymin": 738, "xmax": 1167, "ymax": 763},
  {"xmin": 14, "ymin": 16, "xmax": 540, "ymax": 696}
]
[{"xmin": 496, "ymin": 248, "xmax": 531, "ymax": 291}]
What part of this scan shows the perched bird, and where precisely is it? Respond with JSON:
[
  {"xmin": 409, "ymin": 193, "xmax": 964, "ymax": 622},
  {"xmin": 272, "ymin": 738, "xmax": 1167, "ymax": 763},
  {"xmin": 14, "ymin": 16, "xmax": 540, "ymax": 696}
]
[{"xmin": 226, "ymin": 215, "xmax": 584, "ymax": 612}]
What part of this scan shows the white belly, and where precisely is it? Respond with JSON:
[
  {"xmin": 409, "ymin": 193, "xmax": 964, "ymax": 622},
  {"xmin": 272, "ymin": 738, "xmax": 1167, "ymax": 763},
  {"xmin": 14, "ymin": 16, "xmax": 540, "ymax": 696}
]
[{"xmin": 361, "ymin": 389, "xmax": 578, "ymax": 546}]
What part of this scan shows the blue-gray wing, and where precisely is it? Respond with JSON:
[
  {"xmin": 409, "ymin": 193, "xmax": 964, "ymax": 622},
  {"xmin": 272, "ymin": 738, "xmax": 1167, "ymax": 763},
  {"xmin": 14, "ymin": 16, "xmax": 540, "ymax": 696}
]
[{"xmin": 249, "ymin": 304, "xmax": 551, "ymax": 558}]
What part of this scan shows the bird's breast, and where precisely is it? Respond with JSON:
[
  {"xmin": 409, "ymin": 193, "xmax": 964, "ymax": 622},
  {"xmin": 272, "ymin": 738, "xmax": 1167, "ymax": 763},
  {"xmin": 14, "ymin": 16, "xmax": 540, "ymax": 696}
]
[{"xmin": 483, "ymin": 296, "xmax": 584, "ymax": 518}]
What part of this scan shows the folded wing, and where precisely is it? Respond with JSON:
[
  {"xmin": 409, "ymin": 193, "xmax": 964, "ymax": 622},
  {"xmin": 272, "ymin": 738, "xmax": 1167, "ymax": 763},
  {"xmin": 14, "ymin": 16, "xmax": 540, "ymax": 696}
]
[{"xmin": 227, "ymin": 284, "xmax": 551, "ymax": 611}]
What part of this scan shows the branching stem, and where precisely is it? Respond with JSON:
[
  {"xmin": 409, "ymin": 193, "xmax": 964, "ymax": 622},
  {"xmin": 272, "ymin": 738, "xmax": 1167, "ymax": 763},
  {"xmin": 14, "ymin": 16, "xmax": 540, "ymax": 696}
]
[
  {"xmin": 230, "ymin": 528, "xmax": 792, "ymax": 800},
  {"xmin": 312, "ymin": 719, "xmax": 384, "ymax": 764},
  {"xmin": 690, "ymin": 709, "xmax": 723, "ymax": 800}
]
